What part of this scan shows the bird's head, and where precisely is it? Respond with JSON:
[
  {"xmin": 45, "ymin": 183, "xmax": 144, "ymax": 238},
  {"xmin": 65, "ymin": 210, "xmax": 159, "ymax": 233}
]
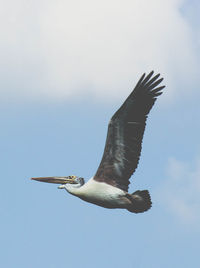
[{"xmin": 31, "ymin": 175, "xmax": 85, "ymax": 190}]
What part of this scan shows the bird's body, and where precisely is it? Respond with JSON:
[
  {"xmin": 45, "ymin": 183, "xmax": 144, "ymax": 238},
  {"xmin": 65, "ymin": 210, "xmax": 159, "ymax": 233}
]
[
  {"xmin": 32, "ymin": 71, "xmax": 165, "ymax": 213},
  {"xmin": 64, "ymin": 178, "xmax": 128, "ymax": 209}
]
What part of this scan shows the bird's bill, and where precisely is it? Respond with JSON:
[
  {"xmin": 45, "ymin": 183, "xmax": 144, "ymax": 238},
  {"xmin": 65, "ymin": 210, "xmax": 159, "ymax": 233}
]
[{"xmin": 31, "ymin": 176, "xmax": 76, "ymax": 184}]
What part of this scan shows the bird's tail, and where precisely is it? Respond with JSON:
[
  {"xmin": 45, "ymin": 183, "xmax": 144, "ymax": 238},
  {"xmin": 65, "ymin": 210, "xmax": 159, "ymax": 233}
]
[{"xmin": 127, "ymin": 190, "xmax": 152, "ymax": 213}]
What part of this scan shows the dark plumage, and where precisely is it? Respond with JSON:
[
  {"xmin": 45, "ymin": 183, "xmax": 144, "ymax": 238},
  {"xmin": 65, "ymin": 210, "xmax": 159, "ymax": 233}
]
[{"xmin": 94, "ymin": 71, "xmax": 165, "ymax": 191}]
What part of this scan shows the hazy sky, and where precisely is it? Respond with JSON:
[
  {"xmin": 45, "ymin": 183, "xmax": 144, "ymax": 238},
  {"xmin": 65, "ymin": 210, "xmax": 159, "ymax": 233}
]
[{"xmin": 1, "ymin": 1, "xmax": 200, "ymax": 268}]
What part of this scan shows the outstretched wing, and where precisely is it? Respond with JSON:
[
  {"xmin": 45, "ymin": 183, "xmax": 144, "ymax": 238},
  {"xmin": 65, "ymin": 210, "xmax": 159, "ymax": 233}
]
[{"xmin": 93, "ymin": 71, "xmax": 165, "ymax": 191}]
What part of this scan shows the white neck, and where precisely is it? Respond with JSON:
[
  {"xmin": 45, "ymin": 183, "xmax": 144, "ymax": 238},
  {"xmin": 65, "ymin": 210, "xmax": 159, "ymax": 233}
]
[{"xmin": 63, "ymin": 183, "xmax": 83, "ymax": 195}]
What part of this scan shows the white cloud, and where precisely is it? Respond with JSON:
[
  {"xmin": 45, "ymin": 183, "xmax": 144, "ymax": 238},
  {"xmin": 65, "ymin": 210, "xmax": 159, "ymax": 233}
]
[
  {"xmin": 157, "ymin": 157, "xmax": 200, "ymax": 225},
  {"xmin": 0, "ymin": 0, "xmax": 199, "ymax": 102}
]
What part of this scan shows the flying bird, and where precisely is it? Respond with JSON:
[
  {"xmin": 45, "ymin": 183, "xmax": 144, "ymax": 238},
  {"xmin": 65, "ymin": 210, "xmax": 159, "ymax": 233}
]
[{"xmin": 32, "ymin": 71, "xmax": 165, "ymax": 213}]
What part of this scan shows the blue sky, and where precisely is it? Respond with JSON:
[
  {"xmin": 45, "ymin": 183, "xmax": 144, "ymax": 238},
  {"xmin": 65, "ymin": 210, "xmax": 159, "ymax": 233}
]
[{"xmin": 1, "ymin": 1, "xmax": 200, "ymax": 267}]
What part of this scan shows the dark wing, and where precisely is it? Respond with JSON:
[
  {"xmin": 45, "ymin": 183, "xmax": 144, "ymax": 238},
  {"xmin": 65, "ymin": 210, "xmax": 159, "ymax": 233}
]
[{"xmin": 93, "ymin": 71, "xmax": 165, "ymax": 191}]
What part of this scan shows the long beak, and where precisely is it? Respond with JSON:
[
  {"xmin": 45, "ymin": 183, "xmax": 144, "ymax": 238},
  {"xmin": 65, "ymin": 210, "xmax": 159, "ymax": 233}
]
[{"xmin": 31, "ymin": 177, "xmax": 73, "ymax": 184}]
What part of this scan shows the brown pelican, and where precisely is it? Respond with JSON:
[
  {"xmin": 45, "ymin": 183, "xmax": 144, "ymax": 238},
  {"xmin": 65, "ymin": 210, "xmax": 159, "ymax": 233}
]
[{"xmin": 32, "ymin": 71, "xmax": 165, "ymax": 213}]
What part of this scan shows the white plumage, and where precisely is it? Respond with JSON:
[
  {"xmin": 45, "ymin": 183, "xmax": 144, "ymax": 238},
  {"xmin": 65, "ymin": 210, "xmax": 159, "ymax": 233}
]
[{"xmin": 61, "ymin": 178, "xmax": 129, "ymax": 209}]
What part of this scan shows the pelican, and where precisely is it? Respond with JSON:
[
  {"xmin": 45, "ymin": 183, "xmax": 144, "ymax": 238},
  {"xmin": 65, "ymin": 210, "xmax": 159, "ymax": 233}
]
[{"xmin": 32, "ymin": 71, "xmax": 165, "ymax": 213}]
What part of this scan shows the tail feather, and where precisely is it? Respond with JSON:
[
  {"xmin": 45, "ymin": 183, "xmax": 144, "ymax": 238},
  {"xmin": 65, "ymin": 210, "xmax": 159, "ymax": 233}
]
[{"xmin": 127, "ymin": 190, "xmax": 152, "ymax": 213}]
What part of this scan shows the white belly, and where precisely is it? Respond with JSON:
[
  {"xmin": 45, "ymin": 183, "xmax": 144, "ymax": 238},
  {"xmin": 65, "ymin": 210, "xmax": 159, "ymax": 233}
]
[{"xmin": 70, "ymin": 178, "xmax": 128, "ymax": 208}]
